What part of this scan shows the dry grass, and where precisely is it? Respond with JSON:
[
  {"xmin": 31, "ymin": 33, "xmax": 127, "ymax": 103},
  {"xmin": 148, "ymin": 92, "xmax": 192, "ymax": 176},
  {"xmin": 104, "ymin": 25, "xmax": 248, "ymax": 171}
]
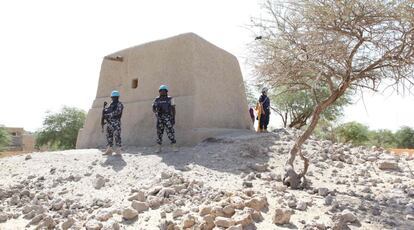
[
  {"xmin": 389, "ymin": 148, "xmax": 414, "ymax": 156},
  {"xmin": 0, "ymin": 151, "xmax": 28, "ymax": 159}
]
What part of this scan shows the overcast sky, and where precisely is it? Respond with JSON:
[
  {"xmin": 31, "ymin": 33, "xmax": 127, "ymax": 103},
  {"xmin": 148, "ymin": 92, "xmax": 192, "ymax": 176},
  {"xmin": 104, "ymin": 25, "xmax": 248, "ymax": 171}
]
[{"xmin": 1, "ymin": 0, "xmax": 413, "ymax": 132}]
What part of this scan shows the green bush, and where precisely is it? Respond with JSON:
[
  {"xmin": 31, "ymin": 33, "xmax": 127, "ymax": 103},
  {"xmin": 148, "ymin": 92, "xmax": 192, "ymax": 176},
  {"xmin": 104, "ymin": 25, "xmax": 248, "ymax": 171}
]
[
  {"xmin": 368, "ymin": 129, "xmax": 397, "ymax": 148},
  {"xmin": 395, "ymin": 126, "xmax": 414, "ymax": 148},
  {"xmin": 336, "ymin": 122, "xmax": 369, "ymax": 146}
]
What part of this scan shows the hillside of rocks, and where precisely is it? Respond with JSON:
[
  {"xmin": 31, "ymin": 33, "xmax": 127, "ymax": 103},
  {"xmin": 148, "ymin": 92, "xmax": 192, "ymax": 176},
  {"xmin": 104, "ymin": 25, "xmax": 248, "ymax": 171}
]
[{"xmin": 0, "ymin": 129, "xmax": 413, "ymax": 230}]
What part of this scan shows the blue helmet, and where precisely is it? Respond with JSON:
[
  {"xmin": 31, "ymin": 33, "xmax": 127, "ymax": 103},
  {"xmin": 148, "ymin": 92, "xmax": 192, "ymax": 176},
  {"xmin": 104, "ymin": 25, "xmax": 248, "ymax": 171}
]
[
  {"xmin": 159, "ymin": 85, "xmax": 168, "ymax": 91},
  {"xmin": 111, "ymin": 90, "xmax": 120, "ymax": 97}
]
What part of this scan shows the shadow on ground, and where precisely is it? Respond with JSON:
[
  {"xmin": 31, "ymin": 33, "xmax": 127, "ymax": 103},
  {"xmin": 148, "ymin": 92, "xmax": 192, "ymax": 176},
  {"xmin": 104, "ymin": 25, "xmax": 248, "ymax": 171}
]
[
  {"xmin": 102, "ymin": 155, "xmax": 127, "ymax": 172},
  {"xmin": 126, "ymin": 130, "xmax": 280, "ymax": 176}
]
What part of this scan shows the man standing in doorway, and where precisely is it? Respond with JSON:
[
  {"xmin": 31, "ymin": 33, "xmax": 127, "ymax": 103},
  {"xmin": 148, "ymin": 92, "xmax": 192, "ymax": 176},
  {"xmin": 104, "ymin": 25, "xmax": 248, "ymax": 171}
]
[
  {"xmin": 103, "ymin": 90, "xmax": 124, "ymax": 156},
  {"xmin": 258, "ymin": 87, "xmax": 270, "ymax": 132},
  {"xmin": 152, "ymin": 85, "xmax": 177, "ymax": 153}
]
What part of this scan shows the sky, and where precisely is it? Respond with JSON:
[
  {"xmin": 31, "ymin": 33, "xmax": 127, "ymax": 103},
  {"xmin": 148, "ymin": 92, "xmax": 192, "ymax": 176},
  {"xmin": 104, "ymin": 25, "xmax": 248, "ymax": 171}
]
[{"xmin": 0, "ymin": 0, "xmax": 413, "ymax": 132}]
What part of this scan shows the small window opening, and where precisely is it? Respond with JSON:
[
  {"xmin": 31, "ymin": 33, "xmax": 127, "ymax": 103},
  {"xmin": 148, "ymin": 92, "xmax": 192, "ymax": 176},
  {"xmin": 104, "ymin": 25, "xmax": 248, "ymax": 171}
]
[
  {"xmin": 11, "ymin": 132, "xmax": 17, "ymax": 136},
  {"xmin": 131, "ymin": 79, "xmax": 138, "ymax": 88}
]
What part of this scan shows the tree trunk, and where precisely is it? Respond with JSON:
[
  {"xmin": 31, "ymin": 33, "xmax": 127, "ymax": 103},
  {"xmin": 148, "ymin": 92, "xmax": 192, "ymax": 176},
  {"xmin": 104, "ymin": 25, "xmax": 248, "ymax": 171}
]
[
  {"xmin": 283, "ymin": 83, "xmax": 350, "ymax": 189},
  {"xmin": 282, "ymin": 104, "xmax": 325, "ymax": 189}
]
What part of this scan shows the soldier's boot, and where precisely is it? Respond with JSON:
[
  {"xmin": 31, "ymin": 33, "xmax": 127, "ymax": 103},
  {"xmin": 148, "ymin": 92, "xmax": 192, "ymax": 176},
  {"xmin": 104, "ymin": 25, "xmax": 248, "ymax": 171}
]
[
  {"xmin": 103, "ymin": 147, "xmax": 113, "ymax": 155},
  {"xmin": 114, "ymin": 147, "xmax": 122, "ymax": 156},
  {"xmin": 172, "ymin": 143, "xmax": 178, "ymax": 152},
  {"xmin": 155, "ymin": 145, "xmax": 162, "ymax": 153}
]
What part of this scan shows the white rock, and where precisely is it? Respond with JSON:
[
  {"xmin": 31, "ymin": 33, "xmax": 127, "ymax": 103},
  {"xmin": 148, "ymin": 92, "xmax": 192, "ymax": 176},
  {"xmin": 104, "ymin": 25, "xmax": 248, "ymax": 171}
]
[
  {"xmin": 325, "ymin": 194, "xmax": 334, "ymax": 205},
  {"xmin": 341, "ymin": 209, "xmax": 357, "ymax": 223},
  {"xmin": 232, "ymin": 210, "xmax": 253, "ymax": 226},
  {"xmin": 172, "ymin": 209, "xmax": 185, "ymax": 219},
  {"xmin": 228, "ymin": 224, "xmax": 243, "ymax": 230},
  {"xmin": 28, "ymin": 214, "xmax": 44, "ymax": 225},
  {"xmin": 378, "ymin": 160, "xmax": 399, "ymax": 170},
  {"xmin": 122, "ymin": 208, "xmax": 138, "ymax": 220},
  {"xmin": 96, "ymin": 209, "xmax": 113, "ymax": 221},
  {"xmin": 272, "ymin": 208, "xmax": 293, "ymax": 225},
  {"xmin": 296, "ymin": 201, "xmax": 307, "ymax": 211},
  {"xmin": 161, "ymin": 171, "xmax": 172, "ymax": 179},
  {"xmin": 131, "ymin": 201, "xmax": 149, "ymax": 213},
  {"xmin": 245, "ymin": 196, "xmax": 268, "ymax": 211},
  {"xmin": 214, "ymin": 216, "xmax": 235, "ymax": 228},
  {"xmin": 318, "ymin": 188, "xmax": 329, "ymax": 196},
  {"xmin": 248, "ymin": 163, "xmax": 268, "ymax": 172},
  {"xmin": 42, "ymin": 217, "xmax": 57, "ymax": 229},
  {"xmin": 199, "ymin": 206, "xmax": 212, "ymax": 216},
  {"xmin": 406, "ymin": 215, "xmax": 414, "ymax": 221},
  {"xmin": 52, "ymin": 199, "xmax": 65, "ymax": 211},
  {"xmin": 93, "ymin": 175, "xmax": 106, "ymax": 189},
  {"xmin": 0, "ymin": 212, "xmax": 8, "ymax": 222},
  {"xmin": 102, "ymin": 220, "xmax": 120, "ymax": 230},
  {"xmin": 182, "ymin": 214, "xmax": 196, "ymax": 228},
  {"xmin": 223, "ymin": 205, "xmax": 235, "ymax": 216},
  {"xmin": 335, "ymin": 162, "xmax": 345, "ymax": 168},
  {"xmin": 85, "ymin": 219, "xmax": 103, "ymax": 230},
  {"xmin": 61, "ymin": 217, "xmax": 76, "ymax": 230},
  {"xmin": 405, "ymin": 203, "xmax": 414, "ymax": 215},
  {"xmin": 128, "ymin": 191, "xmax": 146, "ymax": 202}
]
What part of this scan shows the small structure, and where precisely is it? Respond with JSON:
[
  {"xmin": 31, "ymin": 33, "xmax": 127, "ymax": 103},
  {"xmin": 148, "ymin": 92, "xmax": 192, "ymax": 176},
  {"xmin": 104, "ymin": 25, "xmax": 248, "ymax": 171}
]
[
  {"xmin": 76, "ymin": 33, "xmax": 251, "ymax": 148},
  {"xmin": 5, "ymin": 127, "xmax": 35, "ymax": 152}
]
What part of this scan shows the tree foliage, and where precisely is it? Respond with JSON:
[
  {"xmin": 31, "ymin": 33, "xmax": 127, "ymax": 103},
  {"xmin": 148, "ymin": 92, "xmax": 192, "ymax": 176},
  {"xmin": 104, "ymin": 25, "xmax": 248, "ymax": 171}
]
[
  {"xmin": 270, "ymin": 86, "xmax": 352, "ymax": 128},
  {"xmin": 36, "ymin": 107, "xmax": 86, "ymax": 150},
  {"xmin": 0, "ymin": 126, "xmax": 11, "ymax": 151},
  {"xmin": 395, "ymin": 126, "xmax": 414, "ymax": 148},
  {"xmin": 250, "ymin": 0, "xmax": 414, "ymax": 188}
]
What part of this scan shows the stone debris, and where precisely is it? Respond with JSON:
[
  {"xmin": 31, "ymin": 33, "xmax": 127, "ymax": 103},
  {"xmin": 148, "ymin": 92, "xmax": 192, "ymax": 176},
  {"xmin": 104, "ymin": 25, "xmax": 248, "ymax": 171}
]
[{"xmin": 0, "ymin": 128, "xmax": 412, "ymax": 229}]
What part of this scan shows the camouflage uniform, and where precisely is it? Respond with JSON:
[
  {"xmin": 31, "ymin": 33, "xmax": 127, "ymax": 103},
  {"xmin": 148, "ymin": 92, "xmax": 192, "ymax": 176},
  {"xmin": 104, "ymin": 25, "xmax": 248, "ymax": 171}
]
[
  {"xmin": 153, "ymin": 96, "xmax": 176, "ymax": 145},
  {"xmin": 104, "ymin": 101, "xmax": 124, "ymax": 147}
]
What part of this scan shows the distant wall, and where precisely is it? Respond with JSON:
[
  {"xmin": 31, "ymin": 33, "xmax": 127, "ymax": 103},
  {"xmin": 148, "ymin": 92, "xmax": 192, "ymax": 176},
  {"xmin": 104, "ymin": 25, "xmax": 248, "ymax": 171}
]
[{"xmin": 5, "ymin": 127, "xmax": 35, "ymax": 152}]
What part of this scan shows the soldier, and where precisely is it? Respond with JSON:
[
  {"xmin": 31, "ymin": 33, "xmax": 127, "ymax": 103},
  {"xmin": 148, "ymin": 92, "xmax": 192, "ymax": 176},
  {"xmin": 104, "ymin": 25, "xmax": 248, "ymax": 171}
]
[
  {"xmin": 152, "ymin": 85, "xmax": 178, "ymax": 153},
  {"xmin": 103, "ymin": 90, "xmax": 124, "ymax": 156}
]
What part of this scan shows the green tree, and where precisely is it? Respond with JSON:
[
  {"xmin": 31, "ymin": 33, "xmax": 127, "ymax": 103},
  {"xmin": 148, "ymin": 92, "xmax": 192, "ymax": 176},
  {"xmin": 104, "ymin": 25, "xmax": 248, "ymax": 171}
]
[
  {"xmin": 368, "ymin": 129, "xmax": 397, "ymax": 148},
  {"xmin": 250, "ymin": 0, "xmax": 414, "ymax": 188},
  {"xmin": 36, "ymin": 107, "xmax": 86, "ymax": 150},
  {"xmin": 0, "ymin": 125, "xmax": 11, "ymax": 151},
  {"xmin": 270, "ymin": 86, "xmax": 351, "ymax": 129},
  {"xmin": 336, "ymin": 122, "xmax": 369, "ymax": 146},
  {"xmin": 395, "ymin": 126, "xmax": 414, "ymax": 149}
]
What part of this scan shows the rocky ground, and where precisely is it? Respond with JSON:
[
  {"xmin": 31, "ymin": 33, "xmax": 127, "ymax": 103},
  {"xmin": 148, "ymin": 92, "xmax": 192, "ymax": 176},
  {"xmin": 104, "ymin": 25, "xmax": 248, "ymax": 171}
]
[{"xmin": 0, "ymin": 129, "xmax": 413, "ymax": 230}]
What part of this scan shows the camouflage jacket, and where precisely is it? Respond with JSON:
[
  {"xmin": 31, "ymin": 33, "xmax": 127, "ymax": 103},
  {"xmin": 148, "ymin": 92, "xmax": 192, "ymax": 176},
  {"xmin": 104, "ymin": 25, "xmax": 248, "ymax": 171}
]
[{"xmin": 104, "ymin": 101, "xmax": 124, "ymax": 122}]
